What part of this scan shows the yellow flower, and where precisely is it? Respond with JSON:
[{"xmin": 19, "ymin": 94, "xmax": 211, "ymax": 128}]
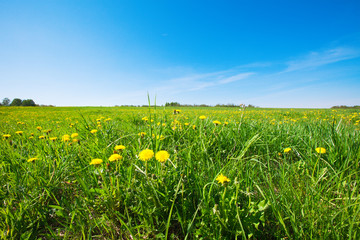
[
  {"xmin": 62, "ymin": 134, "xmax": 70, "ymax": 142},
  {"xmin": 284, "ymin": 147, "xmax": 292, "ymax": 153},
  {"xmin": 72, "ymin": 139, "xmax": 80, "ymax": 143},
  {"xmin": 315, "ymin": 147, "xmax": 326, "ymax": 154},
  {"xmin": 138, "ymin": 149, "xmax": 154, "ymax": 161},
  {"xmin": 216, "ymin": 173, "xmax": 230, "ymax": 184},
  {"xmin": 153, "ymin": 134, "xmax": 165, "ymax": 140},
  {"xmin": 90, "ymin": 158, "xmax": 103, "ymax": 165},
  {"xmin": 142, "ymin": 117, "xmax": 148, "ymax": 121},
  {"xmin": 3, "ymin": 134, "xmax": 11, "ymax": 139},
  {"xmin": 155, "ymin": 150, "xmax": 170, "ymax": 163},
  {"xmin": 49, "ymin": 137, "xmax": 57, "ymax": 141},
  {"xmin": 15, "ymin": 131, "xmax": 23, "ymax": 135},
  {"xmin": 213, "ymin": 120, "xmax": 221, "ymax": 125},
  {"xmin": 109, "ymin": 154, "xmax": 123, "ymax": 162},
  {"xmin": 44, "ymin": 129, "xmax": 52, "ymax": 134},
  {"xmin": 39, "ymin": 135, "xmax": 45, "ymax": 139},
  {"xmin": 138, "ymin": 132, "xmax": 146, "ymax": 137},
  {"xmin": 199, "ymin": 116, "xmax": 206, "ymax": 120},
  {"xmin": 90, "ymin": 129, "xmax": 97, "ymax": 134},
  {"xmin": 36, "ymin": 126, "xmax": 42, "ymax": 130},
  {"xmin": 114, "ymin": 145, "xmax": 126, "ymax": 150},
  {"xmin": 71, "ymin": 133, "xmax": 79, "ymax": 138},
  {"xmin": 27, "ymin": 157, "xmax": 38, "ymax": 162}
]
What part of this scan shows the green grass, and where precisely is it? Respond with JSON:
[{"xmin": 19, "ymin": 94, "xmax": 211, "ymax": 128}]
[{"xmin": 0, "ymin": 106, "xmax": 359, "ymax": 239}]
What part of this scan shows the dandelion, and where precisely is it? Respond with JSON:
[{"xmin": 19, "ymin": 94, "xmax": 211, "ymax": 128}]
[
  {"xmin": 36, "ymin": 126, "xmax": 42, "ymax": 131},
  {"xmin": 90, "ymin": 129, "xmax": 97, "ymax": 134},
  {"xmin": 114, "ymin": 145, "xmax": 126, "ymax": 151},
  {"xmin": 72, "ymin": 139, "xmax": 80, "ymax": 143},
  {"xmin": 216, "ymin": 173, "xmax": 230, "ymax": 184},
  {"xmin": 315, "ymin": 147, "xmax": 326, "ymax": 154},
  {"xmin": 49, "ymin": 137, "xmax": 57, "ymax": 141},
  {"xmin": 3, "ymin": 134, "xmax": 11, "ymax": 139},
  {"xmin": 213, "ymin": 120, "xmax": 221, "ymax": 125},
  {"xmin": 155, "ymin": 150, "xmax": 170, "ymax": 163},
  {"xmin": 15, "ymin": 131, "xmax": 23, "ymax": 135},
  {"xmin": 62, "ymin": 134, "xmax": 70, "ymax": 142},
  {"xmin": 39, "ymin": 135, "xmax": 45, "ymax": 139},
  {"xmin": 109, "ymin": 154, "xmax": 123, "ymax": 162},
  {"xmin": 71, "ymin": 133, "xmax": 79, "ymax": 138},
  {"xmin": 284, "ymin": 147, "xmax": 292, "ymax": 153},
  {"xmin": 142, "ymin": 117, "xmax": 148, "ymax": 121},
  {"xmin": 138, "ymin": 132, "xmax": 146, "ymax": 137},
  {"xmin": 90, "ymin": 158, "xmax": 103, "ymax": 165},
  {"xmin": 27, "ymin": 157, "xmax": 38, "ymax": 162},
  {"xmin": 44, "ymin": 129, "xmax": 52, "ymax": 134},
  {"xmin": 138, "ymin": 149, "xmax": 154, "ymax": 161},
  {"xmin": 199, "ymin": 115, "xmax": 206, "ymax": 120}
]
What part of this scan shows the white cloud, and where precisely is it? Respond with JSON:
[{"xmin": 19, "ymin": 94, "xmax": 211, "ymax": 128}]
[
  {"xmin": 165, "ymin": 69, "xmax": 254, "ymax": 92},
  {"xmin": 218, "ymin": 72, "xmax": 254, "ymax": 84},
  {"xmin": 284, "ymin": 47, "xmax": 360, "ymax": 72}
]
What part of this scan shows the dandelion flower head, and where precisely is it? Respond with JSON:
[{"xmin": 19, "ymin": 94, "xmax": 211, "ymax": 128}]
[
  {"xmin": 3, "ymin": 134, "xmax": 11, "ymax": 139},
  {"xmin": 216, "ymin": 173, "xmax": 230, "ymax": 184},
  {"xmin": 62, "ymin": 134, "xmax": 70, "ymax": 142},
  {"xmin": 90, "ymin": 158, "xmax": 103, "ymax": 165},
  {"xmin": 71, "ymin": 133, "xmax": 79, "ymax": 138},
  {"xmin": 138, "ymin": 149, "xmax": 154, "ymax": 161},
  {"xmin": 155, "ymin": 150, "xmax": 170, "ymax": 163},
  {"xmin": 213, "ymin": 120, "xmax": 221, "ymax": 125},
  {"xmin": 27, "ymin": 157, "xmax": 38, "ymax": 162},
  {"xmin": 115, "ymin": 145, "xmax": 126, "ymax": 151},
  {"xmin": 315, "ymin": 147, "xmax": 326, "ymax": 154},
  {"xmin": 109, "ymin": 154, "xmax": 123, "ymax": 162},
  {"xmin": 284, "ymin": 147, "xmax": 292, "ymax": 153},
  {"xmin": 199, "ymin": 116, "xmax": 206, "ymax": 120}
]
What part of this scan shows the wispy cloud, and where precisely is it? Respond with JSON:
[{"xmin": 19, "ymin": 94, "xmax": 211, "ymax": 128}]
[
  {"xmin": 218, "ymin": 72, "xmax": 254, "ymax": 84},
  {"xmin": 284, "ymin": 47, "xmax": 360, "ymax": 72},
  {"xmin": 169, "ymin": 70, "xmax": 254, "ymax": 92}
]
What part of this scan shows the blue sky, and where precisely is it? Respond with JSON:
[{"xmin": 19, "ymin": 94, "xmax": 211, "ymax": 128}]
[{"xmin": 1, "ymin": 0, "xmax": 360, "ymax": 107}]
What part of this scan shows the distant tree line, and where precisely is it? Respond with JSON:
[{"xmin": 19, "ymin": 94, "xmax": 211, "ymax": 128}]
[
  {"xmin": 164, "ymin": 102, "xmax": 258, "ymax": 108},
  {"xmin": 117, "ymin": 103, "xmax": 259, "ymax": 108},
  {"xmin": 331, "ymin": 105, "xmax": 360, "ymax": 109},
  {"xmin": 1, "ymin": 97, "xmax": 37, "ymax": 107}
]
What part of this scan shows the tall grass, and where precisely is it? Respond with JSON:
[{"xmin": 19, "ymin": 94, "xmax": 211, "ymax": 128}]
[{"xmin": 0, "ymin": 106, "xmax": 359, "ymax": 239}]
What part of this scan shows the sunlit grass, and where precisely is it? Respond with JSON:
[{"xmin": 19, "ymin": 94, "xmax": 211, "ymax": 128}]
[{"xmin": 0, "ymin": 106, "xmax": 359, "ymax": 238}]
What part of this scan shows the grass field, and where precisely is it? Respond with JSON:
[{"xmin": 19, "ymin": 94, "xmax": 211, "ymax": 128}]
[{"xmin": 1, "ymin": 106, "xmax": 359, "ymax": 239}]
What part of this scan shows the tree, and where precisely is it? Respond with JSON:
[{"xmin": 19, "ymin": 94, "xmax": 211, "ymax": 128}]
[
  {"xmin": 10, "ymin": 98, "xmax": 22, "ymax": 106},
  {"xmin": 21, "ymin": 99, "xmax": 36, "ymax": 106},
  {"xmin": 2, "ymin": 98, "xmax": 10, "ymax": 106}
]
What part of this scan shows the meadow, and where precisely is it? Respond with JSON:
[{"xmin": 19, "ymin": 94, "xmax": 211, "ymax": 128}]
[{"xmin": 0, "ymin": 106, "xmax": 359, "ymax": 239}]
